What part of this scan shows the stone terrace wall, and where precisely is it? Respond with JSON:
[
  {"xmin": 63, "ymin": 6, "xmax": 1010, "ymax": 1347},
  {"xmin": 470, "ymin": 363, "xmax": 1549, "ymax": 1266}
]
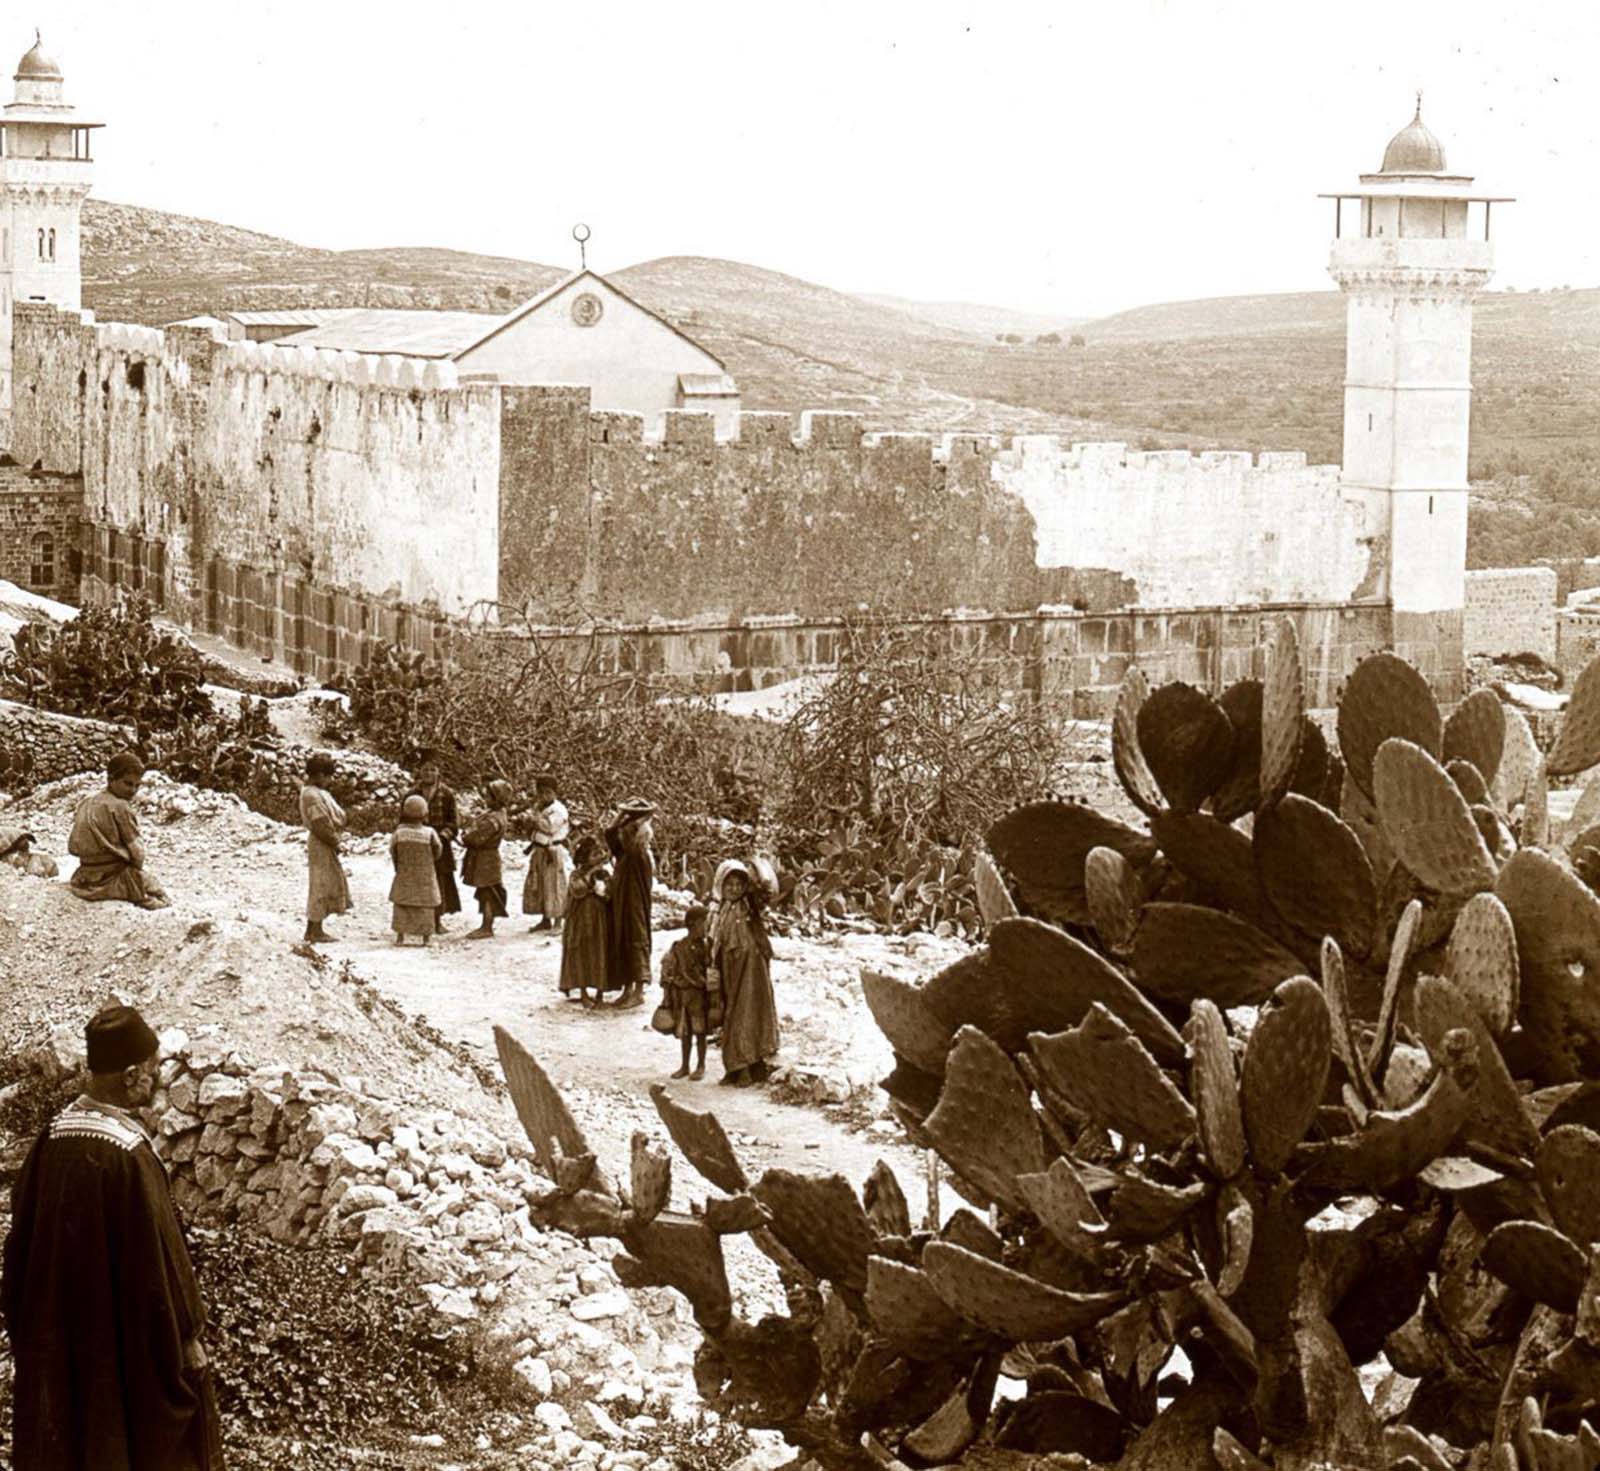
[
  {"xmin": 0, "ymin": 468, "xmax": 80, "ymax": 603},
  {"xmin": 0, "ymin": 698, "xmax": 123, "ymax": 787},
  {"xmin": 11, "ymin": 305, "xmax": 504, "ymax": 630},
  {"xmin": 1465, "ymin": 567, "xmax": 1558, "ymax": 662}
]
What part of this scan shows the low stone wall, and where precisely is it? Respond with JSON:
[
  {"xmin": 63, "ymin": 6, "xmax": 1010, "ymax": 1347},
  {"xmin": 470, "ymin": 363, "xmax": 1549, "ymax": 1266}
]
[
  {"xmin": 1465, "ymin": 567, "xmax": 1558, "ymax": 662},
  {"xmin": 0, "ymin": 698, "xmax": 124, "ymax": 787}
]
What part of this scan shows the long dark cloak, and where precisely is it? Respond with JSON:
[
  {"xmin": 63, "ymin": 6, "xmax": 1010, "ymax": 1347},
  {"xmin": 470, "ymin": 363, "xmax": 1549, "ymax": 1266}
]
[
  {"xmin": 605, "ymin": 823, "xmax": 655, "ymax": 987},
  {"xmin": 2, "ymin": 1108, "xmax": 225, "ymax": 1470}
]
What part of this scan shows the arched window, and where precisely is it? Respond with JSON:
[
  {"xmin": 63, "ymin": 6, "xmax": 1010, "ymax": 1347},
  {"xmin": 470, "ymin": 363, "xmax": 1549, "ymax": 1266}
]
[
  {"xmin": 47, "ymin": 228, "xmax": 55, "ymax": 261},
  {"xmin": 29, "ymin": 531, "xmax": 54, "ymax": 588},
  {"xmin": 36, "ymin": 228, "xmax": 44, "ymax": 260}
]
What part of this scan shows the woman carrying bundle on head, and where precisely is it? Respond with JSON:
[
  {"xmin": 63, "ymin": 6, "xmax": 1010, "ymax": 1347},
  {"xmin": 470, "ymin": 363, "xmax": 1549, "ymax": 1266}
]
[
  {"xmin": 300, "ymin": 752, "xmax": 351, "ymax": 945},
  {"xmin": 389, "ymin": 795, "xmax": 443, "ymax": 946},
  {"xmin": 559, "ymin": 835, "xmax": 613, "ymax": 1007},
  {"xmin": 461, "ymin": 779, "xmax": 513, "ymax": 940}
]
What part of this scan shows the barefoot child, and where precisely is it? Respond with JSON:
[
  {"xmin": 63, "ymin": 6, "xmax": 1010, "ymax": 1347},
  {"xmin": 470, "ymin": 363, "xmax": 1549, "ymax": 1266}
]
[
  {"xmin": 461, "ymin": 780, "xmax": 512, "ymax": 940},
  {"xmin": 660, "ymin": 905, "xmax": 713, "ymax": 1080},
  {"xmin": 389, "ymin": 795, "xmax": 443, "ymax": 946},
  {"xmin": 559, "ymin": 837, "xmax": 612, "ymax": 1007}
]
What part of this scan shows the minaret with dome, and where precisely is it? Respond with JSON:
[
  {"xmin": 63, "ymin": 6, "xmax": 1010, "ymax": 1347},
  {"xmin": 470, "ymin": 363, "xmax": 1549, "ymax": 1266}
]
[
  {"xmin": 0, "ymin": 31, "xmax": 101, "ymax": 437},
  {"xmin": 1320, "ymin": 101, "xmax": 1513, "ymax": 697}
]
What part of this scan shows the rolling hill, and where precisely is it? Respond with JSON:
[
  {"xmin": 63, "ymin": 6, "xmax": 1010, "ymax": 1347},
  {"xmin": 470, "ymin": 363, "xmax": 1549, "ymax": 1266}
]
[{"xmin": 77, "ymin": 199, "xmax": 1599, "ymax": 471}]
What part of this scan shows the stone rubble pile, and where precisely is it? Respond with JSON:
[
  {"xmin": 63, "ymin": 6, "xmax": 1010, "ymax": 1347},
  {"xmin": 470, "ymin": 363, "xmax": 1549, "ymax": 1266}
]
[{"xmin": 54, "ymin": 1021, "xmax": 734, "ymax": 1471}]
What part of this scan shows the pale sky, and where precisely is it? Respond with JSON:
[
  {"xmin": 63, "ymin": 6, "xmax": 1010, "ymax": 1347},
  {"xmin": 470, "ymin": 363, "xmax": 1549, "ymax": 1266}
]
[{"xmin": 25, "ymin": 0, "xmax": 1600, "ymax": 316}]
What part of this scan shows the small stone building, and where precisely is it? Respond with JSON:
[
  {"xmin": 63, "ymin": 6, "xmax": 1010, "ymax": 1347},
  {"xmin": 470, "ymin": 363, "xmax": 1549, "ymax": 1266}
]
[{"xmin": 0, "ymin": 464, "xmax": 79, "ymax": 598}]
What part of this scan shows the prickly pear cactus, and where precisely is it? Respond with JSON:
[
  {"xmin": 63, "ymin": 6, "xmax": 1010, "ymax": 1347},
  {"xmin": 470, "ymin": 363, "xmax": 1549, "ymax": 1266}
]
[{"xmin": 494, "ymin": 628, "xmax": 1600, "ymax": 1471}]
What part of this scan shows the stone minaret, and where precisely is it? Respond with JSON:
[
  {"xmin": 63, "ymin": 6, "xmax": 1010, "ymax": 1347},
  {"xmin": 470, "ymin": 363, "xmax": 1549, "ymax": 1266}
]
[
  {"xmin": 0, "ymin": 32, "xmax": 101, "ymax": 443},
  {"xmin": 1323, "ymin": 101, "xmax": 1512, "ymax": 700}
]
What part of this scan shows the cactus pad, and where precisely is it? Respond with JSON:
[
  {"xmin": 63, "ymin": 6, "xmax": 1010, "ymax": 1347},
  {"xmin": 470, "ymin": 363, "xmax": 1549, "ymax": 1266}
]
[
  {"xmin": 985, "ymin": 799, "xmax": 1156, "ymax": 926},
  {"xmin": 862, "ymin": 1160, "xmax": 912, "ymax": 1239},
  {"xmin": 1151, "ymin": 810, "xmax": 1264, "ymax": 919},
  {"xmin": 1537, "ymin": 1125, "xmax": 1600, "ymax": 1249},
  {"xmin": 1381, "ymin": 1043, "xmax": 1433, "ymax": 1109},
  {"xmin": 1445, "ymin": 758, "xmax": 1491, "ymax": 808},
  {"xmin": 924, "ymin": 1026, "xmax": 1046, "ymax": 1215},
  {"xmin": 1104, "ymin": 1172, "xmax": 1210, "ymax": 1241},
  {"xmin": 1027, "ymin": 1005, "xmax": 1197, "ymax": 1152},
  {"xmin": 1085, "ymin": 845, "xmax": 1142, "ymax": 953},
  {"xmin": 1414, "ymin": 974, "xmax": 1539, "ymax": 1164},
  {"xmin": 922, "ymin": 1240, "xmax": 1125, "ymax": 1341},
  {"xmin": 750, "ymin": 1169, "xmax": 877, "ymax": 1295},
  {"xmin": 495, "ymin": 1025, "xmax": 592, "ymax": 1177},
  {"xmin": 1442, "ymin": 687, "xmax": 1506, "ymax": 788},
  {"xmin": 1210, "ymin": 677, "xmax": 1263, "ymax": 821},
  {"xmin": 1297, "ymin": 1029, "xmax": 1478, "ymax": 1191},
  {"xmin": 1254, "ymin": 794, "xmax": 1377, "ymax": 959},
  {"xmin": 649, "ymin": 1083, "xmax": 748, "ymax": 1195},
  {"xmin": 1187, "ymin": 999, "xmax": 1246, "ymax": 1179},
  {"xmin": 1017, "ymin": 1157, "xmax": 1108, "ymax": 1254},
  {"xmin": 1548, "ymin": 655, "xmax": 1600, "ymax": 777},
  {"xmin": 1337, "ymin": 651, "xmax": 1443, "ymax": 800},
  {"xmin": 1481, "ymin": 1220, "xmax": 1586, "ymax": 1313},
  {"xmin": 1495, "ymin": 848, "xmax": 1600, "ymax": 1083},
  {"xmin": 1136, "ymin": 681, "xmax": 1237, "ymax": 813},
  {"xmin": 1445, "ymin": 891, "xmax": 1520, "ymax": 1037},
  {"xmin": 1216, "ymin": 1181, "xmax": 1254, "ymax": 1297},
  {"xmin": 865, "ymin": 1255, "xmax": 978, "ymax": 1360},
  {"xmin": 941, "ymin": 1207, "xmax": 1004, "ymax": 1260},
  {"xmin": 1522, "ymin": 759, "xmax": 1550, "ymax": 849},
  {"xmin": 862, "ymin": 969, "xmax": 955, "ymax": 1077},
  {"xmin": 1240, "ymin": 976, "xmax": 1332, "ymax": 1174},
  {"xmin": 974, "ymin": 849, "xmax": 1019, "ymax": 926},
  {"xmin": 1492, "ymin": 706, "xmax": 1541, "ymax": 813},
  {"xmin": 1113, "ymin": 667, "xmax": 1165, "ymax": 816},
  {"xmin": 1133, "ymin": 903, "xmax": 1306, "ymax": 1008},
  {"xmin": 1372, "ymin": 739, "xmax": 1498, "ymax": 896},
  {"xmin": 1368, "ymin": 897, "xmax": 1422, "ymax": 1079},
  {"xmin": 986, "ymin": 916, "xmax": 1186, "ymax": 1064},
  {"xmin": 1320, "ymin": 938, "xmax": 1377, "ymax": 1107},
  {"xmin": 1563, "ymin": 777, "xmax": 1600, "ymax": 851},
  {"xmin": 1340, "ymin": 767, "xmax": 1396, "ymax": 883},
  {"xmin": 629, "ymin": 1133, "xmax": 672, "ymax": 1223},
  {"xmin": 1255, "ymin": 617, "xmax": 1305, "ymax": 811}
]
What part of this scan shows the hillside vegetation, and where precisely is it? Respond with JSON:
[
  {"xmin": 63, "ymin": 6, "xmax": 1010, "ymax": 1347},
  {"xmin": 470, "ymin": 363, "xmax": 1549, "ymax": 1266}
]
[{"xmin": 79, "ymin": 199, "xmax": 1598, "ymax": 563}]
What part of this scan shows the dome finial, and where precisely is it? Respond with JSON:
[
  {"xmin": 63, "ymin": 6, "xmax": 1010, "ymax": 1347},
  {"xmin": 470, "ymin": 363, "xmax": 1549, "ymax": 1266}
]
[{"xmin": 1415, "ymin": 89, "xmax": 1423, "ymax": 122}]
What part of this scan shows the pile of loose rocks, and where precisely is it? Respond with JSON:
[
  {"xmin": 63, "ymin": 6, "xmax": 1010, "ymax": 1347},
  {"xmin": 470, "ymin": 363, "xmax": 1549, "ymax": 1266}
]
[{"xmin": 38, "ymin": 1021, "xmax": 732, "ymax": 1470}]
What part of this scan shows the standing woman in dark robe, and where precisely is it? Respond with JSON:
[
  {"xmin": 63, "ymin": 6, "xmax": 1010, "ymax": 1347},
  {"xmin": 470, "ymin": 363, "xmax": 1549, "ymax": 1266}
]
[
  {"xmin": 709, "ymin": 862, "xmax": 779, "ymax": 1087},
  {"xmin": 605, "ymin": 798, "xmax": 656, "ymax": 1008},
  {"xmin": 3, "ymin": 1005, "xmax": 226, "ymax": 1469},
  {"xmin": 409, "ymin": 759, "xmax": 461, "ymax": 933}
]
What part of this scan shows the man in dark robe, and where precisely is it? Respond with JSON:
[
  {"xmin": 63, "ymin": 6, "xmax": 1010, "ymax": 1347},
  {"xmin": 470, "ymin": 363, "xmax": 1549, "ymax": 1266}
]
[
  {"xmin": 66, "ymin": 750, "xmax": 170, "ymax": 909},
  {"xmin": 604, "ymin": 798, "xmax": 656, "ymax": 1009},
  {"xmin": 2, "ymin": 1005, "xmax": 225, "ymax": 1470}
]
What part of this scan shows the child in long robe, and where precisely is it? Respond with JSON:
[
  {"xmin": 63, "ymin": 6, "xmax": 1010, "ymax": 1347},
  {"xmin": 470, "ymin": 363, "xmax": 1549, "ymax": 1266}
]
[
  {"xmin": 522, "ymin": 776, "xmax": 572, "ymax": 932},
  {"xmin": 559, "ymin": 838, "xmax": 613, "ymax": 1006},
  {"xmin": 461, "ymin": 780, "xmax": 513, "ymax": 940},
  {"xmin": 409, "ymin": 761, "xmax": 461, "ymax": 933},
  {"xmin": 389, "ymin": 795, "xmax": 443, "ymax": 945},
  {"xmin": 300, "ymin": 753, "xmax": 351, "ymax": 944},
  {"xmin": 710, "ymin": 863, "xmax": 778, "ymax": 1088}
]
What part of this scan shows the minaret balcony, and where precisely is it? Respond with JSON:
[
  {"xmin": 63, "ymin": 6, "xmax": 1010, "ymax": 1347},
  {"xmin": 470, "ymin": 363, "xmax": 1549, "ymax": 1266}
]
[{"xmin": 1330, "ymin": 237, "xmax": 1491, "ymax": 274}]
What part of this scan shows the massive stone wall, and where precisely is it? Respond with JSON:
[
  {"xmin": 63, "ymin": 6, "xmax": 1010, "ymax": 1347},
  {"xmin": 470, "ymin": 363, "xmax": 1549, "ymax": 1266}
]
[
  {"xmin": 12, "ymin": 305, "xmax": 504, "ymax": 628},
  {"xmin": 10, "ymin": 303, "xmax": 1422, "ymax": 691},
  {"xmin": 1464, "ymin": 567, "xmax": 1558, "ymax": 663}
]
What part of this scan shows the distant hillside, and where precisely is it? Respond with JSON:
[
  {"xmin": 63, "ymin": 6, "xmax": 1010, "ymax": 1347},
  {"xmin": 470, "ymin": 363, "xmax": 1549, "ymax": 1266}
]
[
  {"xmin": 859, "ymin": 293, "xmax": 1088, "ymax": 341},
  {"xmin": 76, "ymin": 198, "xmax": 1598, "ymax": 467}
]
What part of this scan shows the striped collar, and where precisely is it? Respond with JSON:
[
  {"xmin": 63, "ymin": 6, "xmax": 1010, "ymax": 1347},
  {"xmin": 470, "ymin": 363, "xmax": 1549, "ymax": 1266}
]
[{"xmin": 50, "ymin": 1096, "xmax": 153, "ymax": 1153}]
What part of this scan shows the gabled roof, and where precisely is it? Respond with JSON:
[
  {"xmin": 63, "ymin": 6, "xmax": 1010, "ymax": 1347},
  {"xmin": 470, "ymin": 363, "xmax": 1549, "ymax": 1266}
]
[
  {"xmin": 452, "ymin": 268, "xmax": 726, "ymax": 370},
  {"xmin": 221, "ymin": 308, "xmax": 363, "ymax": 329}
]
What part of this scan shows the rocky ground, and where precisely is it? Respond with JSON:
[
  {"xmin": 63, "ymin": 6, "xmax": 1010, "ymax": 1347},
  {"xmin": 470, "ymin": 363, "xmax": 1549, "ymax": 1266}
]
[{"xmin": 0, "ymin": 770, "xmax": 969, "ymax": 1469}]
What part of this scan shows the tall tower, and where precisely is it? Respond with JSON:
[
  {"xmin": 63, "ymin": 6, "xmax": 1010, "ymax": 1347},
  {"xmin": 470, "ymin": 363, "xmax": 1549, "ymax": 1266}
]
[
  {"xmin": 1322, "ymin": 102, "xmax": 1511, "ymax": 697},
  {"xmin": 0, "ymin": 32, "xmax": 101, "ymax": 439}
]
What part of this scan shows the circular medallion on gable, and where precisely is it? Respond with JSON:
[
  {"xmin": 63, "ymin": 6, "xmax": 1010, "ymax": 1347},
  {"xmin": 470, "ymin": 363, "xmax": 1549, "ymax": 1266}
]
[{"xmin": 571, "ymin": 293, "xmax": 604, "ymax": 327}]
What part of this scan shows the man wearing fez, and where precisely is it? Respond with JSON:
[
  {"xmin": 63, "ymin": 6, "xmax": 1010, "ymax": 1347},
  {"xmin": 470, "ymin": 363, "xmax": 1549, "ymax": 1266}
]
[
  {"xmin": 67, "ymin": 750, "xmax": 171, "ymax": 910},
  {"xmin": 2, "ymin": 1006, "xmax": 224, "ymax": 1469}
]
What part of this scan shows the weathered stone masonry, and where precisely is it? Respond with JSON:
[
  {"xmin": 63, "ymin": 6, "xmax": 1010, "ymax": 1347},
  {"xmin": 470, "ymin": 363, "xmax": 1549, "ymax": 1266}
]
[
  {"xmin": 9, "ymin": 302, "xmax": 1445, "ymax": 698},
  {"xmin": 0, "ymin": 465, "xmax": 79, "ymax": 600}
]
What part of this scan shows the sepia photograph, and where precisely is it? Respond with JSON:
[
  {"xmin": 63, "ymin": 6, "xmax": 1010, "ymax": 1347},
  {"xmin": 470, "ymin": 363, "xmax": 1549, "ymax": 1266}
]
[{"xmin": 1, "ymin": 1, "xmax": 1598, "ymax": 1467}]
